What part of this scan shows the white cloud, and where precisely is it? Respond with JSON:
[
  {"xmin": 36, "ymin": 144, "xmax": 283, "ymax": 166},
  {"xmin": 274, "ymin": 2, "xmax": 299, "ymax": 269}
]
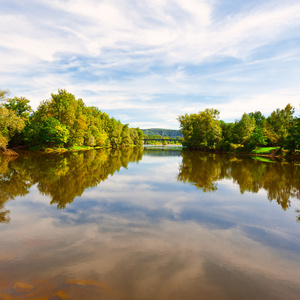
[
  {"xmin": 1, "ymin": 0, "xmax": 300, "ymax": 127},
  {"xmin": 218, "ymin": 89, "xmax": 300, "ymax": 121}
]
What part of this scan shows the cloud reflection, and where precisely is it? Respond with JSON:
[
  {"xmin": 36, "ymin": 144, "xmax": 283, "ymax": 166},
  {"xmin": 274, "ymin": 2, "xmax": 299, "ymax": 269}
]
[{"xmin": 0, "ymin": 148, "xmax": 300, "ymax": 299}]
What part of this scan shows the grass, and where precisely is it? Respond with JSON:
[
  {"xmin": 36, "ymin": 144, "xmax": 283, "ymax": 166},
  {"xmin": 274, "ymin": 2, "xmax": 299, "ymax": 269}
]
[
  {"xmin": 66, "ymin": 146, "xmax": 94, "ymax": 151},
  {"xmin": 251, "ymin": 147, "xmax": 280, "ymax": 154}
]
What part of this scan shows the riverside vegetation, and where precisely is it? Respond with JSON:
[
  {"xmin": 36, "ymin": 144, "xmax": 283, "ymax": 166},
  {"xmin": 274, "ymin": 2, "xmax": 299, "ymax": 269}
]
[
  {"xmin": 178, "ymin": 105, "xmax": 300, "ymax": 157},
  {"xmin": 0, "ymin": 89, "xmax": 143, "ymax": 153},
  {"xmin": 1, "ymin": 88, "xmax": 299, "ymax": 157}
]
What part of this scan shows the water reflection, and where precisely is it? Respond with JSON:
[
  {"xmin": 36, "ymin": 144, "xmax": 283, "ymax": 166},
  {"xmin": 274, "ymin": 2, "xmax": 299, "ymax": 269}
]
[
  {"xmin": 0, "ymin": 147, "xmax": 143, "ymax": 221},
  {"xmin": 177, "ymin": 151, "xmax": 300, "ymax": 221},
  {"xmin": 0, "ymin": 148, "xmax": 300, "ymax": 299},
  {"xmin": 1, "ymin": 148, "xmax": 300, "ymax": 223},
  {"xmin": 143, "ymin": 145, "xmax": 183, "ymax": 157},
  {"xmin": 0, "ymin": 155, "xmax": 31, "ymax": 223}
]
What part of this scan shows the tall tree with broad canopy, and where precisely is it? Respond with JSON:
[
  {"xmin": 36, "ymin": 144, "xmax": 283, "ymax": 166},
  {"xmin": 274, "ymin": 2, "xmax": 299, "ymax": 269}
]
[
  {"xmin": 178, "ymin": 108, "xmax": 222, "ymax": 150},
  {"xmin": 0, "ymin": 90, "xmax": 25, "ymax": 150},
  {"xmin": 264, "ymin": 104, "xmax": 295, "ymax": 146}
]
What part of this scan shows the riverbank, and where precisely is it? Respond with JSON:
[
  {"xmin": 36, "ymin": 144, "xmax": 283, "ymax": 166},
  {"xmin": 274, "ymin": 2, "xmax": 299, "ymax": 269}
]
[
  {"xmin": 0, "ymin": 144, "xmax": 142, "ymax": 156},
  {"xmin": 181, "ymin": 146, "xmax": 300, "ymax": 162},
  {"xmin": 2, "ymin": 145, "xmax": 299, "ymax": 162}
]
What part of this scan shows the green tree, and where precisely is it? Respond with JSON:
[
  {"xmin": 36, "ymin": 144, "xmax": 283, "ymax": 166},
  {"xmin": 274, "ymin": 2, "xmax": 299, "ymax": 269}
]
[
  {"xmin": 248, "ymin": 111, "xmax": 266, "ymax": 129},
  {"xmin": 178, "ymin": 109, "xmax": 222, "ymax": 150},
  {"xmin": 2, "ymin": 96, "xmax": 33, "ymax": 147},
  {"xmin": 1, "ymin": 88, "xmax": 146, "ymax": 150},
  {"xmin": 264, "ymin": 104, "xmax": 295, "ymax": 146},
  {"xmin": 247, "ymin": 127, "xmax": 267, "ymax": 150},
  {"xmin": 108, "ymin": 118, "xmax": 123, "ymax": 147},
  {"xmin": 135, "ymin": 128, "xmax": 144, "ymax": 145},
  {"xmin": 0, "ymin": 106, "xmax": 25, "ymax": 150},
  {"xmin": 121, "ymin": 124, "xmax": 132, "ymax": 146},
  {"xmin": 4, "ymin": 96, "xmax": 32, "ymax": 118},
  {"xmin": 0, "ymin": 89, "xmax": 9, "ymax": 101},
  {"xmin": 234, "ymin": 113, "xmax": 256, "ymax": 146},
  {"xmin": 39, "ymin": 117, "xmax": 70, "ymax": 147},
  {"xmin": 284, "ymin": 117, "xmax": 300, "ymax": 151}
]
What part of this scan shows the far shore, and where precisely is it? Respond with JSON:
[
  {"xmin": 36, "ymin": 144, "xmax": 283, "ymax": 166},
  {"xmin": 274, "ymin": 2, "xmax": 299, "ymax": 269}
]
[{"xmin": 1, "ymin": 145, "xmax": 300, "ymax": 162}]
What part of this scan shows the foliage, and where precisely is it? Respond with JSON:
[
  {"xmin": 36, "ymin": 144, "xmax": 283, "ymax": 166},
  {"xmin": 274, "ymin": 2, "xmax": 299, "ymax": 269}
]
[
  {"xmin": 179, "ymin": 103, "xmax": 299, "ymax": 152},
  {"xmin": 233, "ymin": 113, "xmax": 256, "ymax": 146},
  {"xmin": 9, "ymin": 89, "xmax": 143, "ymax": 149},
  {"xmin": 0, "ymin": 106, "xmax": 25, "ymax": 150},
  {"xmin": 141, "ymin": 128, "xmax": 182, "ymax": 138},
  {"xmin": 0, "ymin": 88, "xmax": 298, "ymax": 153},
  {"xmin": 178, "ymin": 109, "xmax": 222, "ymax": 150},
  {"xmin": 251, "ymin": 147, "xmax": 279, "ymax": 154},
  {"xmin": 39, "ymin": 117, "xmax": 70, "ymax": 147},
  {"xmin": 284, "ymin": 117, "xmax": 300, "ymax": 152},
  {"xmin": 4, "ymin": 96, "xmax": 32, "ymax": 118},
  {"xmin": 246, "ymin": 128, "xmax": 267, "ymax": 151},
  {"xmin": 0, "ymin": 90, "xmax": 9, "ymax": 101},
  {"xmin": 264, "ymin": 104, "xmax": 295, "ymax": 146}
]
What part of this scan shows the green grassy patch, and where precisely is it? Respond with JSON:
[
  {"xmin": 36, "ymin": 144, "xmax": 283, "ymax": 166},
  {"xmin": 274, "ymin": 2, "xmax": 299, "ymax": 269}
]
[
  {"xmin": 66, "ymin": 146, "xmax": 95, "ymax": 151},
  {"xmin": 251, "ymin": 147, "xmax": 280, "ymax": 154}
]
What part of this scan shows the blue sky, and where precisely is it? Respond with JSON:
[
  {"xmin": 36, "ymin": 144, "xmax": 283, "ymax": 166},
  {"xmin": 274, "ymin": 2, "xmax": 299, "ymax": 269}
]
[{"xmin": 1, "ymin": 0, "xmax": 300, "ymax": 129}]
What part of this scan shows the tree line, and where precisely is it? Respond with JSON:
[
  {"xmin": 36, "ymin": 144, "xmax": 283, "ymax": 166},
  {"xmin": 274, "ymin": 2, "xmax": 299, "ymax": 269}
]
[
  {"xmin": 0, "ymin": 89, "xmax": 143, "ymax": 151},
  {"xmin": 178, "ymin": 104, "xmax": 300, "ymax": 152},
  {"xmin": 141, "ymin": 128, "xmax": 182, "ymax": 138}
]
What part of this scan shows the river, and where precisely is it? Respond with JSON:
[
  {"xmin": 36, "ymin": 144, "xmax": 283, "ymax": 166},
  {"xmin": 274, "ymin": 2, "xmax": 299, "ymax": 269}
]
[{"xmin": 0, "ymin": 146, "xmax": 299, "ymax": 299}]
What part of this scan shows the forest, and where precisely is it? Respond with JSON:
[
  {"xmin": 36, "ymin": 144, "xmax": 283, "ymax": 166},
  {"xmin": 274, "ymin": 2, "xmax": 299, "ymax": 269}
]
[
  {"xmin": 1, "ymin": 88, "xmax": 299, "ymax": 154},
  {"xmin": 141, "ymin": 128, "xmax": 182, "ymax": 139},
  {"xmin": 0, "ymin": 89, "xmax": 143, "ymax": 152},
  {"xmin": 178, "ymin": 105, "xmax": 300, "ymax": 153}
]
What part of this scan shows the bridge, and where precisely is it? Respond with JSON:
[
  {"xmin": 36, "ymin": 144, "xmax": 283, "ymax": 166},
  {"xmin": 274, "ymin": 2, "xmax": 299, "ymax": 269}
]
[{"xmin": 143, "ymin": 138, "xmax": 181, "ymax": 143}]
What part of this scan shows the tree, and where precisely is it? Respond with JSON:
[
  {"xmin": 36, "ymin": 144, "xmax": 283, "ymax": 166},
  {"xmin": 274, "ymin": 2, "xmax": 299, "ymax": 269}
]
[
  {"xmin": 121, "ymin": 124, "xmax": 132, "ymax": 146},
  {"xmin": 234, "ymin": 113, "xmax": 256, "ymax": 145},
  {"xmin": 220, "ymin": 121, "xmax": 235, "ymax": 143},
  {"xmin": 135, "ymin": 128, "xmax": 144, "ymax": 145},
  {"xmin": 247, "ymin": 127, "xmax": 267, "ymax": 151},
  {"xmin": 248, "ymin": 111, "xmax": 266, "ymax": 129},
  {"xmin": 0, "ymin": 106, "xmax": 25, "ymax": 150},
  {"xmin": 108, "ymin": 118, "xmax": 123, "ymax": 147},
  {"xmin": 178, "ymin": 109, "xmax": 222, "ymax": 149},
  {"xmin": 4, "ymin": 96, "xmax": 32, "ymax": 118},
  {"xmin": 264, "ymin": 104, "xmax": 295, "ymax": 146},
  {"xmin": 39, "ymin": 117, "xmax": 69, "ymax": 147},
  {"xmin": 0, "ymin": 90, "xmax": 9, "ymax": 101},
  {"xmin": 284, "ymin": 117, "xmax": 300, "ymax": 151}
]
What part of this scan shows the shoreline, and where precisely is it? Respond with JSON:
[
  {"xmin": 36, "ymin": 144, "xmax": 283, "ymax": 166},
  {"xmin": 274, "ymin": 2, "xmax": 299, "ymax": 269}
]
[
  {"xmin": 181, "ymin": 147, "xmax": 300, "ymax": 162},
  {"xmin": 1, "ymin": 145, "xmax": 300, "ymax": 162}
]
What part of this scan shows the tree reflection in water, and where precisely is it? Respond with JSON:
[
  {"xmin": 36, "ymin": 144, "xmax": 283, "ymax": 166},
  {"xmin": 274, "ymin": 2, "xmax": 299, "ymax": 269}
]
[
  {"xmin": 0, "ymin": 147, "xmax": 143, "ymax": 222},
  {"xmin": 1, "ymin": 148, "xmax": 300, "ymax": 223},
  {"xmin": 0, "ymin": 155, "xmax": 31, "ymax": 223},
  {"xmin": 177, "ymin": 151, "xmax": 300, "ymax": 221}
]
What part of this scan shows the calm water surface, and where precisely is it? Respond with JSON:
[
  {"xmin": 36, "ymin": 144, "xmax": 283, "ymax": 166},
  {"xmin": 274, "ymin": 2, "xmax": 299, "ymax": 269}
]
[{"xmin": 0, "ymin": 146, "xmax": 300, "ymax": 299}]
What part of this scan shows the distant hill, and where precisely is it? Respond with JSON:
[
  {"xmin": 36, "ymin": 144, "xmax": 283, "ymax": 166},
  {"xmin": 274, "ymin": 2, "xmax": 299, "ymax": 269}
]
[{"xmin": 141, "ymin": 128, "xmax": 182, "ymax": 138}]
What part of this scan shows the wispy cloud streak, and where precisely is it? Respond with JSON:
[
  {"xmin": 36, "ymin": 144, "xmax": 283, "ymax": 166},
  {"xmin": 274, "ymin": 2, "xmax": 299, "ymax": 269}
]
[{"xmin": 0, "ymin": 0, "xmax": 299, "ymax": 127}]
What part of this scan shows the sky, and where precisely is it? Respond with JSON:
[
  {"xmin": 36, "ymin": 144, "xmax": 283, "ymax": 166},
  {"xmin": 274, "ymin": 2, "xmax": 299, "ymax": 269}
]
[{"xmin": 1, "ymin": 0, "xmax": 300, "ymax": 129}]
